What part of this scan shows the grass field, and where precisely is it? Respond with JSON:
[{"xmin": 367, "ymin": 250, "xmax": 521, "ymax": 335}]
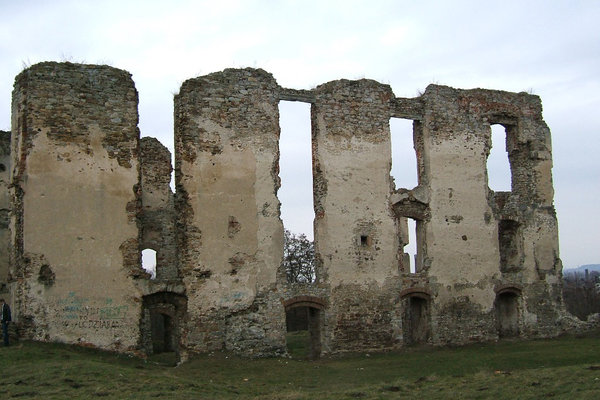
[{"xmin": 0, "ymin": 332, "xmax": 599, "ymax": 399}]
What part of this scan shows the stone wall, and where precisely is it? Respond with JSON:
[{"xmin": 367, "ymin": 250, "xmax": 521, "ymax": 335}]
[
  {"xmin": 0, "ymin": 130, "xmax": 10, "ymax": 295},
  {"xmin": 5, "ymin": 62, "xmax": 569, "ymax": 359},
  {"xmin": 174, "ymin": 68, "xmax": 286, "ymax": 357},
  {"xmin": 9, "ymin": 62, "xmax": 143, "ymax": 351},
  {"xmin": 415, "ymin": 85, "xmax": 563, "ymax": 344},
  {"xmin": 311, "ymin": 79, "xmax": 401, "ymax": 352}
]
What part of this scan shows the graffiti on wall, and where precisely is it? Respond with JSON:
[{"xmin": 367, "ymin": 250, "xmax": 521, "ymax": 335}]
[{"xmin": 55, "ymin": 292, "xmax": 129, "ymax": 330}]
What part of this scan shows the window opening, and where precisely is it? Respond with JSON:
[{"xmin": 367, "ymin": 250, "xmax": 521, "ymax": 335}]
[
  {"xmin": 278, "ymin": 101, "xmax": 314, "ymax": 239},
  {"xmin": 390, "ymin": 118, "xmax": 418, "ymax": 190},
  {"xmin": 279, "ymin": 101, "xmax": 316, "ymax": 283},
  {"xmin": 283, "ymin": 229, "xmax": 315, "ymax": 283},
  {"xmin": 141, "ymin": 248, "xmax": 157, "ymax": 279},
  {"xmin": 360, "ymin": 235, "xmax": 370, "ymax": 247},
  {"xmin": 404, "ymin": 218, "xmax": 418, "ymax": 273},
  {"xmin": 487, "ymin": 124, "xmax": 511, "ymax": 191}
]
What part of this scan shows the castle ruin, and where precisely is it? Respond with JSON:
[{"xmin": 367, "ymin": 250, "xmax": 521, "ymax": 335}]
[{"xmin": 0, "ymin": 62, "xmax": 567, "ymax": 360}]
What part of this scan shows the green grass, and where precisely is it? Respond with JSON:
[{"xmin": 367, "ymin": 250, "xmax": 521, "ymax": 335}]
[
  {"xmin": 286, "ymin": 330, "xmax": 311, "ymax": 359},
  {"xmin": 1, "ymin": 332, "xmax": 600, "ymax": 399}
]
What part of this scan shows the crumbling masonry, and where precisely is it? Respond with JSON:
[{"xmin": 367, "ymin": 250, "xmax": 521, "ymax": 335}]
[{"xmin": 0, "ymin": 62, "xmax": 570, "ymax": 360}]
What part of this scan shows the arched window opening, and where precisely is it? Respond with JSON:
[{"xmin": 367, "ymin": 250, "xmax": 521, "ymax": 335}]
[
  {"xmin": 487, "ymin": 124, "xmax": 512, "ymax": 192},
  {"xmin": 496, "ymin": 291, "xmax": 520, "ymax": 338},
  {"xmin": 141, "ymin": 248, "xmax": 157, "ymax": 279},
  {"xmin": 390, "ymin": 118, "xmax": 418, "ymax": 190},
  {"xmin": 285, "ymin": 305, "xmax": 321, "ymax": 360}
]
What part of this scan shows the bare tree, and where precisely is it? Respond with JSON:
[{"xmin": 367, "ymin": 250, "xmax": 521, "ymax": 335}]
[{"xmin": 283, "ymin": 229, "xmax": 315, "ymax": 283}]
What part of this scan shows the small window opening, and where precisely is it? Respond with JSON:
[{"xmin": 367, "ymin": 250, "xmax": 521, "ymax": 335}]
[
  {"xmin": 487, "ymin": 124, "xmax": 511, "ymax": 191},
  {"xmin": 403, "ymin": 218, "xmax": 419, "ymax": 273},
  {"xmin": 360, "ymin": 235, "xmax": 370, "ymax": 247},
  {"xmin": 142, "ymin": 248, "xmax": 157, "ymax": 279},
  {"xmin": 285, "ymin": 306, "xmax": 321, "ymax": 359},
  {"xmin": 390, "ymin": 118, "xmax": 418, "ymax": 190}
]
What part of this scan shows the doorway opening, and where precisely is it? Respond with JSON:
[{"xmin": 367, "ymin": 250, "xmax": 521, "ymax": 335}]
[
  {"xmin": 150, "ymin": 310, "xmax": 175, "ymax": 353},
  {"xmin": 141, "ymin": 292, "xmax": 187, "ymax": 364},
  {"xmin": 402, "ymin": 294, "xmax": 431, "ymax": 345},
  {"xmin": 285, "ymin": 306, "xmax": 321, "ymax": 359},
  {"xmin": 495, "ymin": 290, "xmax": 520, "ymax": 338},
  {"xmin": 284, "ymin": 297, "xmax": 325, "ymax": 359}
]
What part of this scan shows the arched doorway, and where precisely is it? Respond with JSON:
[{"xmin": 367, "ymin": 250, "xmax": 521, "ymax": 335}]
[
  {"xmin": 400, "ymin": 290, "xmax": 431, "ymax": 346},
  {"xmin": 141, "ymin": 292, "xmax": 187, "ymax": 362},
  {"xmin": 283, "ymin": 296, "xmax": 326, "ymax": 359},
  {"xmin": 495, "ymin": 289, "xmax": 520, "ymax": 338}
]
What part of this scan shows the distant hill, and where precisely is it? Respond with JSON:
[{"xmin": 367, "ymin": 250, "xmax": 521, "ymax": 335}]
[{"xmin": 564, "ymin": 264, "xmax": 600, "ymax": 274}]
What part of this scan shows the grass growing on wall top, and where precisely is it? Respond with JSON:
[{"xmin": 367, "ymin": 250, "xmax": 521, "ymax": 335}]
[{"xmin": 0, "ymin": 332, "xmax": 599, "ymax": 399}]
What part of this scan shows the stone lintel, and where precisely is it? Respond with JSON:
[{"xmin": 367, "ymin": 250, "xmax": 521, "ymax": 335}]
[
  {"xmin": 279, "ymin": 87, "xmax": 315, "ymax": 103},
  {"xmin": 391, "ymin": 97, "xmax": 424, "ymax": 121}
]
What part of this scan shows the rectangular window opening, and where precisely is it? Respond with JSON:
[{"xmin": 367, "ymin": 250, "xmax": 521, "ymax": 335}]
[
  {"xmin": 403, "ymin": 218, "xmax": 419, "ymax": 274},
  {"xmin": 390, "ymin": 118, "xmax": 418, "ymax": 190},
  {"xmin": 278, "ymin": 101, "xmax": 314, "ymax": 238},
  {"xmin": 487, "ymin": 124, "xmax": 512, "ymax": 192},
  {"xmin": 360, "ymin": 235, "xmax": 371, "ymax": 247}
]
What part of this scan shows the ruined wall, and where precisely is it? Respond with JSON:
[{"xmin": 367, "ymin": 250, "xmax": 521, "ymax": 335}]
[
  {"xmin": 139, "ymin": 137, "xmax": 178, "ymax": 282},
  {"xmin": 6, "ymin": 62, "xmax": 567, "ymax": 358},
  {"xmin": 9, "ymin": 62, "xmax": 143, "ymax": 351},
  {"xmin": 414, "ymin": 85, "xmax": 563, "ymax": 344},
  {"xmin": 311, "ymin": 80, "xmax": 401, "ymax": 352},
  {"xmin": 174, "ymin": 68, "xmax": 285, "ymax": 357},
  {"xmin": 0, "ymin": 130, "xmax": 10, "ymax": 294}
]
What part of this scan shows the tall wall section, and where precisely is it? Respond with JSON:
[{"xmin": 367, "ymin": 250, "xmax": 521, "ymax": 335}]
[
  {"xmin": 174, "ymin": 68, "xmax": 286, "ymax": 357},
  {"xmin": 311, "ymin": 79, "xmax": 401, "ymax": 352},
  {"xmin": 0, "ymin": 130, "xmax": 10, "ymax": 295},
  {"xmin": 414, "ymin": 85, "xmax": 563, "ymax": 343},
  {"xmin": 9, "ymin": 62, "xmax": 143, "ymax": 351}
]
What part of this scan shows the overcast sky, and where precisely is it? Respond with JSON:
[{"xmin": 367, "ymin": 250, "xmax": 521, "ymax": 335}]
[{"xmin": 0, "ymin": 0, "xmax": 598, "ymax": 269}]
